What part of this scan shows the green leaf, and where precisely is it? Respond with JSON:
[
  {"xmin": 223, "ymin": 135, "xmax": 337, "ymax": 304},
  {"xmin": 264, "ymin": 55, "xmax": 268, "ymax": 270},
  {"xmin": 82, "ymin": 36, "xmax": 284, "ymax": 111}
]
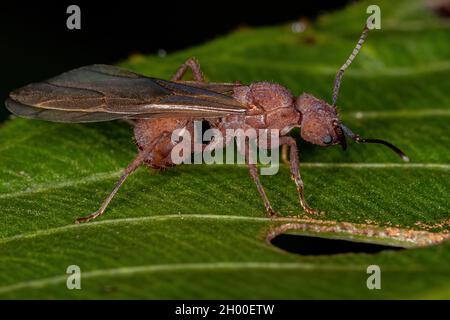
[{"xmin": 0, "ymin": 0, "xmax": 449, "ymax": 298}]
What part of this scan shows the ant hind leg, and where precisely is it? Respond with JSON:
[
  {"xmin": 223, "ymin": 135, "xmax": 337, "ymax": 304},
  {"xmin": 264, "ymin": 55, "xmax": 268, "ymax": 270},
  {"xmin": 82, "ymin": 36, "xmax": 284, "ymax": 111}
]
[
  {"xmin": 171, "ymin": 57, "xmax": 204, "ymax": 81},
  {"xmin": 75, "ymin": 132, "xmax": 170, "ymax": 223},
  {"xmin": 75, "ymin": 153, "xmax": 145, "ymax": 224}
]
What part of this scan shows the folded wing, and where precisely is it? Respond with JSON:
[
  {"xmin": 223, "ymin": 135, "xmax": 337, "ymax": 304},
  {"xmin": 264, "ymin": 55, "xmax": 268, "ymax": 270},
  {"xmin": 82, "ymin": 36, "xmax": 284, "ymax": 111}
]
[{"xmin": 6, "ymin": 64, "xmax": 247, "ymax": 123}]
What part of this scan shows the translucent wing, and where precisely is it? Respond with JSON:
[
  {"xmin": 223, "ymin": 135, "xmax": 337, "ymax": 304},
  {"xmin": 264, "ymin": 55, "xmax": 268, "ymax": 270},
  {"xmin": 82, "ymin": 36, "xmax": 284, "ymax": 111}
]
[{"xmin": 5, "ymin": 64, "xmax": 247, "ymax": 123}]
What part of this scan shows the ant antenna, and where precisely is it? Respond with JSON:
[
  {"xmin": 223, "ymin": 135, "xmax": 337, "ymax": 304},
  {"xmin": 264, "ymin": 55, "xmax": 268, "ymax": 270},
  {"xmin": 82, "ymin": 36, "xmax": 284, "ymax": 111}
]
[
  {"xmin": 332, "ymin": 23, "xmax": 370, "ymax": 106},
  {"xmin": 340, "ymin": 124, "xmax": 410, "ymax": 162}
]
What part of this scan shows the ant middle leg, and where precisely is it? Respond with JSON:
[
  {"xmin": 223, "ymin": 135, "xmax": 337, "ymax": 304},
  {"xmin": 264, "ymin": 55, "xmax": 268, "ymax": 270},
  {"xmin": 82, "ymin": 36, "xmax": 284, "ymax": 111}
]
[
  {"xmin": 279, "ymin": 136, "xmax": 321, "ymax": 215},
  {"xmin": 243, "ymin": 140, "xmax": 279, "ymax": 218}
]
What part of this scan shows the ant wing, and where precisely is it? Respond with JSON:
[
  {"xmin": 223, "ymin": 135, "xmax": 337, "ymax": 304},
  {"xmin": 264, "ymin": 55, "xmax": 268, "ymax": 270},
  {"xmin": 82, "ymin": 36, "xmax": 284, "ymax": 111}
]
[
  {"xmin": 174, "ymin": 81, "xmax": 243, "ymax": 96},
  {"xmin": 5, "ymin": 64, "xmax": 247, "ymax": 123}
]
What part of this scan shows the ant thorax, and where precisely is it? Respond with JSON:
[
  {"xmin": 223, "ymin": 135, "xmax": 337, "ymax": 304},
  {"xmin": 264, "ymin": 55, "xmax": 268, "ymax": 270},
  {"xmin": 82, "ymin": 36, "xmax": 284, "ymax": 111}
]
[{"xmin": 221, "ymin": 81, "xmax": 302, "ymax": 135}]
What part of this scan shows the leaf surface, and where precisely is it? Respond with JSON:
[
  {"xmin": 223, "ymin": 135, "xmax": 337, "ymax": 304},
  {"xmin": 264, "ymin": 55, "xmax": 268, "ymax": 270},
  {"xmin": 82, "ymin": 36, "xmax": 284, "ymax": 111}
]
[{"xmin": 0, "ymin": 0, "xmax": 449, "ymax": 298}]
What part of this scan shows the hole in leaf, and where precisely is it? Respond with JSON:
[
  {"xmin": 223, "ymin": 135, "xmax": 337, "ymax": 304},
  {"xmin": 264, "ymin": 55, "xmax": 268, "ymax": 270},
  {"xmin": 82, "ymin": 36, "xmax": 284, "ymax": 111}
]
[{"xmin": 271, "ymin": 233, "xmax": 405, "ymax": 256}]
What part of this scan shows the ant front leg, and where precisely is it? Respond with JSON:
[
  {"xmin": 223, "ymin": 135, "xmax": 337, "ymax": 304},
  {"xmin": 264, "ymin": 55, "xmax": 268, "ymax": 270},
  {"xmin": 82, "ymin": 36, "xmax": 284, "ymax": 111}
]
[
  {"xmin": 279, "ymin": 136, "xmax": 322, "ymax": 215},
  {"xmin": 171, "ymin": 57, "xmax": 204, "ymax": 81},
  {"xmin": 243, "ymin": 140, "xmax": 279, "ymax": 218}
]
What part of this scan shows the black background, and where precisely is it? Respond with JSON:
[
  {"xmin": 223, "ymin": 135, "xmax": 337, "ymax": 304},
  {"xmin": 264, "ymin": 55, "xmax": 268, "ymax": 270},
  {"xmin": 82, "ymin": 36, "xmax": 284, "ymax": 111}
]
[
  {"xmin": 0, "ymin": 0, "xmax": 355, "ymax": 121},
  {"xmin": 0, "ymin": 300, "xmax": 435, "ymax": 318}
]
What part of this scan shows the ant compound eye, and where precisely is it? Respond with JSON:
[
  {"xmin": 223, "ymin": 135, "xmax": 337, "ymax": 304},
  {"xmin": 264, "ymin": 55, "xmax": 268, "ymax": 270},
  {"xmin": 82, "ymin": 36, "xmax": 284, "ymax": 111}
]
[{"xmin": 323, "ymin": 135, "xmax": 333, "ymax": 145}]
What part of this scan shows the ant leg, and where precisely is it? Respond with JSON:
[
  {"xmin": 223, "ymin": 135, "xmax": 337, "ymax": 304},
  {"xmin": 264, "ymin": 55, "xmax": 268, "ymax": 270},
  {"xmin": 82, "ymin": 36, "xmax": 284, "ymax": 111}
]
[
  {"xmin": 76, "ymin": 132, "xmax": 169, "ymax": 223},
  {"xmin": 171, "ymin": 57, "xmax": 204, "ymax": 81},
  {"xmin": 75, "ymin": 153, "xmax": 145, "ymax": 224},
  {"xmin": 248, "ymin": 164, "xmax": 278, "ymax": 217},
  {"xmin": 244, "ymin": 140, "xmax": 278, "ymax": 218},
  {"xmin": 280, "ymin": 136, "xmax": 321, "ymax": 215},
  {"xmin": 281, "ymin": 145, "xmax": 290, "ymax": 165}
]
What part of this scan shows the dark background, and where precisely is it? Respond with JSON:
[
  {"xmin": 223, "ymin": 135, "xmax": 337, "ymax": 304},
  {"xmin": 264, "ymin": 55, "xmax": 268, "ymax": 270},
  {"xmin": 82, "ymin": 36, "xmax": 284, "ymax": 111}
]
[{"xmin": 0, "ymin": 0, "xmax": 355, "ymax": 121}]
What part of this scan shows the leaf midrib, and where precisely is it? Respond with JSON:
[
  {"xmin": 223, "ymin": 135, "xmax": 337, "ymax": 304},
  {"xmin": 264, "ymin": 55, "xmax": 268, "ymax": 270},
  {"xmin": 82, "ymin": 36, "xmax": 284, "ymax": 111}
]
[
  {"xmin": 4, "ymin": 260, "xmax": 446, "ymax": 296},
  {"xmin": 1, "ymin": 213, "xmax": 448, "ymax": 247}
]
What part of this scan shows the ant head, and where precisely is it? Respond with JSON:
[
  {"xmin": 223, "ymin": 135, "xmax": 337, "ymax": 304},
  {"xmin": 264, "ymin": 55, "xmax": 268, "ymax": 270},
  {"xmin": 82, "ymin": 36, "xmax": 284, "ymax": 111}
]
[
  {"xmin": 295, "ymin": 93, "xmax": 409, "ymax": 161},
  {"xmin": 295, "ymin": 93, "xmax": 347, "ymax": 149},
  {"xmin": 292, "ymin": 22, "xmax": 409, "ymax": 161}
]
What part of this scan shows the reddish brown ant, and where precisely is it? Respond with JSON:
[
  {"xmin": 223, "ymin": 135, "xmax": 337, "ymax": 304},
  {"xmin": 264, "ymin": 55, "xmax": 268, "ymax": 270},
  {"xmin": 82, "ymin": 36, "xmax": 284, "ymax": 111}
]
[{"xmin": 5, "ymin": 23, "xmax": 408, "ymax": 223}]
